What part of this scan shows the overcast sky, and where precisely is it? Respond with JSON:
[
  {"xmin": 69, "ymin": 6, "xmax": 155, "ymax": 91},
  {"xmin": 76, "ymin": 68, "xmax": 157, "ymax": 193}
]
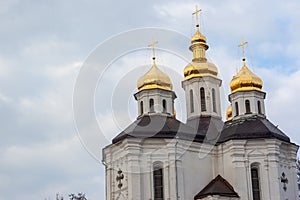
[{"xmin": 1, "ymin": 0, "xmax": 300, "ymax": 199}]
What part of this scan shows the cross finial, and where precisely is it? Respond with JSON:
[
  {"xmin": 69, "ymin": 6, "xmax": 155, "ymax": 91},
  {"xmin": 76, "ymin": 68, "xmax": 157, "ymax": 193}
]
[
  {"xmin": 116, "ymin": 169, "xmax": 124, "ymax": 189},
  {"xmin": 148, "ymin": 37, "xmax": 158, "ymax": 64},
  {"xmin": 238, "ymin": 38, "xmax": 248, "ymax": 63},
  {"xmin": 192, "ymin": 5, "xmax": 202, "ymax": 31}
]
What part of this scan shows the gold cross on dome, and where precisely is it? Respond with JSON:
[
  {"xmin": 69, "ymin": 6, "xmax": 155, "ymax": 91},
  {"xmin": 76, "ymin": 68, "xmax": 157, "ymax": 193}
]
[
  {"xmin": 238, "ymin": 38, "xmax": 248, "ymax": 62},
  {"xmin": 148, "ymin": 38, "xmax": 158, "ymax": 63},
  {"xmin": 192, "ymin": 5, "xmax": 202, "ymax": 30}
]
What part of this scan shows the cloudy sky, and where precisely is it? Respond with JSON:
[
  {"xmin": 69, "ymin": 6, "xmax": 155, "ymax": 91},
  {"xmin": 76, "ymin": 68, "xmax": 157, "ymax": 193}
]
[{"xmin": 1, "ymin": 0, "xmax": 300, "ymax": 199}]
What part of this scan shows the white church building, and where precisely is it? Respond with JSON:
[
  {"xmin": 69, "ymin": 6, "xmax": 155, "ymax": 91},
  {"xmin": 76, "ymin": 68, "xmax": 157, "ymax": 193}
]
[{"xmin": 102, "ymin": 8, "xmax": 299, "ymax": 200}]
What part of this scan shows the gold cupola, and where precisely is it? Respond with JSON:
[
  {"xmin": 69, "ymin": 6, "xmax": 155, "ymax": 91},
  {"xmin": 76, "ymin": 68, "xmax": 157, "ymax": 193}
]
[
  {"xmin": 226, "ymin": 105, "xmax": 233, "ymax": 121},
  {"xmin": 184, "ymin": 6, "xmax": 218, "ymax": 80},
  {"xmin": 137, "ymin": 61, "xmax": 172, "ymax": 91},
  {"xmin": 230, "ymin": 40, "xmax": 263, "ymax": 93},
  {"xmin": 137, "ymin": 40, "xmax": 173, "ymax": 92},
  {"xmin": 230, "ymin": 64, "xmax": 263, "ymax": 93}
]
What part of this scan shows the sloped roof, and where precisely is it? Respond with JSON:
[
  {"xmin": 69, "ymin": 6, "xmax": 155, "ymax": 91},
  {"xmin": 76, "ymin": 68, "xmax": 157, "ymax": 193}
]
[
  {"xmin": 112, "ymin": 115, "xmax": 204, "ymax": 144},
  {"xmin": 218, "ymin": 116, "xmax": 290, "ymax": 143},
  {"xmin": 186, "ymin": 116, "xmax": 224, "ymax": 145},
  {"xmin": 194, "ymin": 175, "xmax": 239, "ymax": 199},
  {"xmin": 112, "ymin": 115, "xmax": 291, "ymax": 145}
]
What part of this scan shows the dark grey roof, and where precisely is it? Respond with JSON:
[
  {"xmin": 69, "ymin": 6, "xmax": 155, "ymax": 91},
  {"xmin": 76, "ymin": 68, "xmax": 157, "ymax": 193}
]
[
  {"xmin": 218, "ymin": 116, "xmax": 290, "ymax": 143},
  {"xmin": 194, "ymin": 175, "xmax": 239, "ymax": 199},
  {"xmin": 186, "ymin": 116, "xmax": 224, "ymax": 145},
  {"xmin": 112, "ymin": 115, "xmax": 291, "ymax": 145},
  {"xmin": 112, "ymin": 115, "xmax": 204, "ymax": 144}
]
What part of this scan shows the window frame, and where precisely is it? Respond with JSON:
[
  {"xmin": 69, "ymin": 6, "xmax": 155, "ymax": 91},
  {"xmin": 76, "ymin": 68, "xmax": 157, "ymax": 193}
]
[
  {"xmin": 212, "ymin": 88, "xmax": 217, "ymax": 113},
  {"xmin": 250, "ymin": 163, "xmax": 261, "ymax": 200},
  {"xmin": 162, "ymin": 99, "xmax": 167, "ymax": 113},
  {"xmin": 190, "ymin": 89, "xmax": 194, "ymax": 113},
  {"xmin": 200, "ymin": 87, "xmax": 206, "ymax": 112},
  {"xmin": 150, "ymin": 98, "xmax": 154, "ymax": 113},
  {"xmin": 245, "ymin": 99, "xmax": 251, "ymax": 114},
  {"xmin": 140, "ymin": 101, "xmax": 144, "ymax": 115},
  {"xmin": 235, "ymin": 102, "xmax": 239, "ymax": 116},
  {"xmin": 153, "ymin": 162, "xmax": 164, "ymax": 200}
]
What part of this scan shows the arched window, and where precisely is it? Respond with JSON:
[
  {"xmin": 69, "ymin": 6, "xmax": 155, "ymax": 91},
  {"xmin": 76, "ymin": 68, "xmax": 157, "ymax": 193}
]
[
  {"xmin": 235, "ymin": 102, "xmax": 239, "ymax": 116},
  {"xmin": 251, "ymin": 163, "xmax": 261, "ymax": 200},
  {"xmin": 150, "ymin": 99, "xmax": 154, "ymax": 113},
  {"xmin": 245, "ymin": 99, "xmax": 251, "ymax": 114},
  {"xmin": 200, "ymin": 87, "xmax": 206, "ymax": 111},
  {"xmin": 257, "ymin": 101, "xmax": 262, "ymax": 115},
  {"xmin": 153, "ymin": 162, "xmax": 164, "ymax": 200},
  {"xmin": 212, "ymin": 88, "xmax": 216, "ymax": 113},
  {"xmin": 162, "ymin": 99, "xmax": 167, "ymax": 113},
  {"xmin": 140, "ymin": 101, "xmax": 144, "ymax": 115},
  {"xmin": 190, "ymin": 90, "xmax": 194, "ymax": 113}
]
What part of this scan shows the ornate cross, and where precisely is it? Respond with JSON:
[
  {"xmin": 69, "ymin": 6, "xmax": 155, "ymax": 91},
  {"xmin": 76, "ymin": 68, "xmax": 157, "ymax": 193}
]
[
  {"xmin": 116, "ymin": 168, "xmax": 124, "ymax": 189},
  {"xmin": 192, "ymin": 5, "xmax": 202, "ymax": 29},
  {"xmin": 280, "ymin": 172, "xmax": 288, "ymax": 191},
  {"xmin": 238, "ymin": 38, "xmax": 248, "ymax": 62},
  {"xmin": 148, "ymin": 38, "xmax": 158, "ymax": 62}
]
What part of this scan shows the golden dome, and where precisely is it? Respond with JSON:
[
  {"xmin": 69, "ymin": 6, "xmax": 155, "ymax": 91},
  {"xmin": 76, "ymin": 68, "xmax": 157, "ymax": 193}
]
[
  {"xmin": 137, "ymin": 63, "xmax": 172, "ymax": 92},
  {"xmin": 184, "ymin": 61, "xmax": 218, "ymax": 80},
  {"xmin": 226, "ymin": 105, "xmax": 232, "ymax": 121},
  {"xmin": 230, "ymin": 64, "xmax": 263, "ymax": 93},
  {"xmin": 184, "ymin": 22, "xmax": 216, "ymax": 80},
  {"xmin": 191, "ymin": 30, "xmax": 207, "ymax": 43}
]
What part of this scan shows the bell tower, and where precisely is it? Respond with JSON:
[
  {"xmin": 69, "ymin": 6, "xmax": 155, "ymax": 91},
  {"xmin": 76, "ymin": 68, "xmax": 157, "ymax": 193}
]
[{"xmin": 182, "ymin": 6, "xmax": 222, "ymax": 121}]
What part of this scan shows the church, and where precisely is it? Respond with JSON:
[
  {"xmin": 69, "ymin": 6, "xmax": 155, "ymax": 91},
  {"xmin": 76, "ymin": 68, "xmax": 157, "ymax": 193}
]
[{"xmin": 102, "ymin": 7, "xmax": 299, "ymax": 200}]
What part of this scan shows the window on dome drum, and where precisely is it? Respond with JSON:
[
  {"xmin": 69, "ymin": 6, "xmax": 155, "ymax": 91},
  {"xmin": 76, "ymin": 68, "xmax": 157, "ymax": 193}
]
[
  {"xmin": 235, "ymin": 102, "xmax": 239, "ymax": 116},
  {"xmin": 140, "ymin": 101, "xmax": 144, "ymax": 115},
  {"xmin": 245, "ymin": 99, "xmax": 251, "ymax": 114},
  {"xmin": 212, "ymin": 88, "xmax": 216, "ymax": 113},
  {"xmin": 257, "ymin": 101, "xmax": 262, "ymax": 114},
  {"xmin": 162, "ymin": 99, "xmax": 167, "ymax": 113},
  {"xmin": 153, "ymin": 162, "xmax": 164, "ymax": 200},
  {"xmin": 200, "ymin": 87, "xmax": 206, "ymax": 111},
  {"xmin": 251, "ymin": 164, "xmax": 261, "ymax": 200},
  {"xmin": 150, "ymin": 99, "xmax": 154, "ymax": 113},
  {"xmin": 190, "ymin": 89, "xmax": 194, "ymax": 113}
]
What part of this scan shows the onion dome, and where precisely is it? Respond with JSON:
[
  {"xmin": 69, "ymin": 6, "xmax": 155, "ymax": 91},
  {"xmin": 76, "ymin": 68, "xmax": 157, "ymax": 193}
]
[
  {"xmin": 184, "ymin": 61, "xmax": 218, "ymax": 80},
  {"xmin": 230, "ymin": 63, "xmax": 263, "ymax": 93},
  {"xmin": 184, "ymin": 8, "xmax": 218, "ymax": 81},
  {"xmin": 137, "ymin": 63, "xmax": 172, "ymax": 92},
  {"xmin": 183, "ymin": 30, "xmax": 219, "ymax": 80},
  {"xmin": 190, "ymin": 30, "xmax": 208, "ymax": 50},
  {"xmin": 226, "ymin": 105, "xmax": 232, "ymax": 121}
]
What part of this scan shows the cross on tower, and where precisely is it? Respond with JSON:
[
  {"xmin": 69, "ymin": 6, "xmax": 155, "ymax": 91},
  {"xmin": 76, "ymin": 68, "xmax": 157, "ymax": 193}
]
[
  {"xmin": 148, "ymin": 38, "xmax": 158, "ymax": 63},
  {"xmin": 238, "ymin": 38, "xmax": 248, "ymax": 63},
  {"xmin": 116, "ymin": 169, "xmax": 124, "ymax": 189},
  {"xmin": 192, "ymin": 5, "xmax": 202, "ymax": 30}
]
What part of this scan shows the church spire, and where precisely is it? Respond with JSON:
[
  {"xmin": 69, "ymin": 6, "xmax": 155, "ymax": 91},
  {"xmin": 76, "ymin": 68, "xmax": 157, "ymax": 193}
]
[
  {"xmin": 192, "ymin": 5, "xmax": 201, "ymax": 31},
  {"xmin": 182, "ymin": 6, "xmax": 222, "ymax": 120},
  {"xmin": 230, "ymin": 39, "xmax": 263, "ymax": 94},
  {"xmin": 137, "ymin": 38, "xmax": 172, "ymax": 92},
  {"xmin": 228, "ymin": 39, "xmax": 266, "ymax": 120},
  {"xmin": 189, "ymin": 5, "xmax": 208, "ymax": 63},
  {"xmin": 238, "ymin": 38, "xmax": 248, "ymax": 65},
  {"xmin": 135, "ymin": 39, "xmax": 176, "ymax": 117},
  {"xmin": 148, "ymin": 37, "xmax": 158, "ymax": 65}
]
